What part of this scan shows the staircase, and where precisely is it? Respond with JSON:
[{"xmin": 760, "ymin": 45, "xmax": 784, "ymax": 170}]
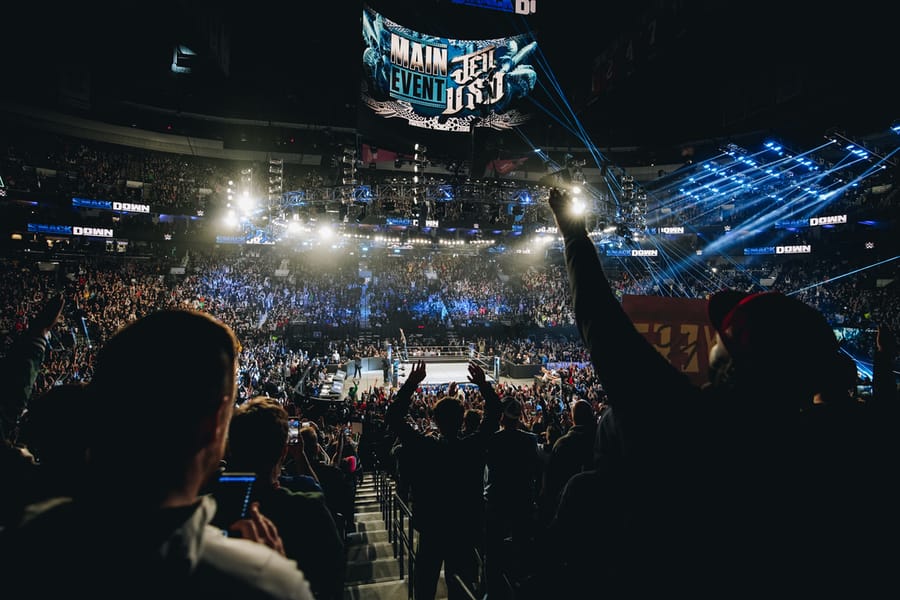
[{"xmin": 343, "ymin": 473, "xmax": 448, "ymax": 600}]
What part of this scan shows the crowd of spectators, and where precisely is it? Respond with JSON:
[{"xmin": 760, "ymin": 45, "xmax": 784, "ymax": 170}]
[
  {"xmin": 0, "ymin": 43, "xmax": 897, "ymax": 597},
  {"xmin": 1, "ymin": 240, "xmax": 897, "ymax": 407},
  {"xmin": 1, "ymin": 235, "xmax": 896, "ymax": 600}
]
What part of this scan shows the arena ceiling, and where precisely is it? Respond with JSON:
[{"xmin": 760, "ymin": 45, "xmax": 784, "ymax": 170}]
[{"xmin": 3, "ymin": 1, "xmax": 896, "ymax": 164}]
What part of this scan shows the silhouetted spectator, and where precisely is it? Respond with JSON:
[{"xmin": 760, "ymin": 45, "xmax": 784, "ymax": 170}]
[
  {"xmin": 0, "ymin": 309, "xmax": 315, "ymax": 599},
  {"xmin": 483, "ymin": 395, "xmax": 542, "ymax": 600},
  {"xmin": 543, "ymin": 187, "xmax": 899, "ymax": 597},
  {"xmin": 384, "ymin": 361, "xmax": 501, "ymax": 600},
  {"xmin": 537, "ymin": 399, "xmax": 595, "ymax": 527}
]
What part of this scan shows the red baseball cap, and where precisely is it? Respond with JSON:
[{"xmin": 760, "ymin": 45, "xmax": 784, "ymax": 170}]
[{"xmin": 707, "ymin": 289, "xmax": 841, "ymax": 384}]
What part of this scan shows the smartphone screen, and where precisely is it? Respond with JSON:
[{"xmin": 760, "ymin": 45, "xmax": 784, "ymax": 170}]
[
  {"xmin": 211, "ymin": 472, "xmax": 256, "ymax": 532},
  {"xmin": 288, "ymin": 419, "xmax": 301, "ymax": 445}
]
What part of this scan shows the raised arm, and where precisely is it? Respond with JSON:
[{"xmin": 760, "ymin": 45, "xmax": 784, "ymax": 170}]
[
  {"xmin": 467, "ymin": 361, "xmax": 501, "ymax": 433},
  {"xmin": 547, "ymin": 188, "xmax": 693, "ymax": 406},
  {"xmin": 384, "ymin": 360, "xmax": 427, "ymax": 441},
  {"xmin": 286, "ymin": 434, "xmax": 320, "ymax": 484},
  {"xmin": 0, "ymin": 294, "xmax": 65, "ymax": 443}
]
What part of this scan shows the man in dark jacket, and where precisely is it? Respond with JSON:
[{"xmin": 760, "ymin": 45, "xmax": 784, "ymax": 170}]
[
  {"xmin": 384, "ymin": 360, "xmax": 501, "ymax": 600},
  {"xmin": 538, "ymin": 399, "xmax": 595, "ymax": 527},
  {"xmin": 482, "ymin": 396, "xmax": 542, "ymax": 599}
]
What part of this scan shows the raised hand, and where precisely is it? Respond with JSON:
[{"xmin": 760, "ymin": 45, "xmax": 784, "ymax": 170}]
[
  {"xmin": 407, "ymin": 360, "xmax": 427, "ymax": 387},
  {"xmin": 547, "ymin": 187, "xmax": 586, "ymax": 237},
  {"xmin": 228, "ymin": 502, "xmax": 287, "ymax": 556},
  {"xmin": 467, "ymin": 361, "xmax": 487, "ymax": 387},
  {"xmin": 31, "ymin": 294, "xmax": 65, "ymax": 336},
  {"xmin": 447, "ymin": 381, "xmax": 458, "ymax": 397}
]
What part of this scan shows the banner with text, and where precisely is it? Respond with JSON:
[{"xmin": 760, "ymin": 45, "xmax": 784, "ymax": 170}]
[{"xmin": 621, "ymin": 295, "xmax": 714, "ymax": 387}]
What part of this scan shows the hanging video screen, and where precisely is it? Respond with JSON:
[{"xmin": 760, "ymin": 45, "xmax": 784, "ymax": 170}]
[{"xmin": 360, "ymin": 4, "xmax": 538, "ymax": 139}]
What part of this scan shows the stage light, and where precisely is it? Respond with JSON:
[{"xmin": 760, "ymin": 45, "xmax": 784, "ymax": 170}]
[{"xmin": 571, "ymin": 199, "xmax": 586, "ymax": 216}]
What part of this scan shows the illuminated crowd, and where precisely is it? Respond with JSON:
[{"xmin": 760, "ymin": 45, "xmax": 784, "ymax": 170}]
[
  {"xmin": 1, "ymin": 243, "xmax": 896, "ymax": 406},
  {"xmin": 1, "ymin": 125, "xmax": 896, "ymax": 415}
]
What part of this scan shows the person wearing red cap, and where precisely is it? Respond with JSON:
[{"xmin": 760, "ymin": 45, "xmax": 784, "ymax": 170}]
[{"xmin": 543, "ymin": 187, "xmax": 897, "ymax": 598}]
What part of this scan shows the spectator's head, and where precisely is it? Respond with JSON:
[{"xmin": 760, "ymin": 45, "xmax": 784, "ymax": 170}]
[
  {"xmin": 707, "ymin": 290, "xmax": 842, "ymax": 406},
  {"xmin": 500, "ymin": 396, "xmax": 522, "ymax": 428},
  {"xmin": 571, "ymin": 399, "xmax": 594, "ymax": 427},
  {"xmin": 432, "ymin": 396, "xmax": 464, "ymax": 436},
  {"xmin": 300, "ymin": 426, "xmax": 319, "ymax": 462},
  {"xmin": 226, "ymin": 396, "xmax": 291, "ymax": 482},
  {"xmin": 87, "ymin": 309, "xmax": 241, "ymax": 500},
  {"xmin": 463, "ymin": 408, "xmax": 482, "ymax": 432}
]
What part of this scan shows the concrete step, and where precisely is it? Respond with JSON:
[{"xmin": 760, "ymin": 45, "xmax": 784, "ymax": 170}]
[
  {"xmin": 343, "ymin": 573, "xmax": 448, "ymax": 600},
  {"xmin": 354, "ymin": 500, "xmax": 378, "ymax": 511},
  {"xmin": 346, "ymin": 540, "xmax": 396, "ymax": 563},
  {"xmin": 343, "ymin": 476, "xmax": 418, "ymax": 600},
  {"xmin": 350, "ymin": 520, "xmax": 388, "ymax": 539},
  {"xmin": 343, "ymin": 578, "xmax": 409, "ymax": 600},
  {"xmin": 356, "ymin": 503, "xmax": 381, "ymax": 515},
  {"xmin": 345, "ymin": 556, "xmax": 402, "ymax": 583},
  {"xmin": 346, "ymin": 528, "xmax": 390, "ymax": 545},
  {"xmin": 356, "ymin": 510, "xmax": 386, "ymax": 525}
]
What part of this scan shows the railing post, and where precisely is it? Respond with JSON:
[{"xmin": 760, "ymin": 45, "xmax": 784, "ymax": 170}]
[
  {"xmin": 406, "ymin": 511, "xmax": 415, "ymax": 600},
  {"xmin": 383, "ymin": 478, "xmax": 389, "ymax": 524},
  {"xmin": 396, "ymin": 495, "xmax": 404, "ymax": 578},
  {"xmin": 390, "ymin": 492, "xmax": 398, "ymax": 554}
]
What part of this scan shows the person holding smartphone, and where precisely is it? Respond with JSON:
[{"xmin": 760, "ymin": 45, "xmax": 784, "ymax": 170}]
[
  {"xmin": 226, "ymin": 396, "xmax": 346, "ymax": 600},
  {"xmin": 0, "ymin": 309, "xmax": 314, "ymax": 599}
]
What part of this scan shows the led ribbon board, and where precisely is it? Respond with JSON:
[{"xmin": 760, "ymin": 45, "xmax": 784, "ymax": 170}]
[{"xmin": 450, "ymin": 1, "xmax": 537, "ymax": 16}]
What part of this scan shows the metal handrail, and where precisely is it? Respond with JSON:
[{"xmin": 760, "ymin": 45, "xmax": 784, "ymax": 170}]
[
  {"xmin": 374, "ymin": 469, "xmax": 416, "ymax": 599},
  {"xmin": 393, "ymin": 492, "xmax": 416, "ymax": 600},
  {"xmin": 374, "ymin": 469, "xmax": 483, "ymax": 600},
  {"xmin": 374, "ymin": 470, "xmax": 414, "ymax": 596}
]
